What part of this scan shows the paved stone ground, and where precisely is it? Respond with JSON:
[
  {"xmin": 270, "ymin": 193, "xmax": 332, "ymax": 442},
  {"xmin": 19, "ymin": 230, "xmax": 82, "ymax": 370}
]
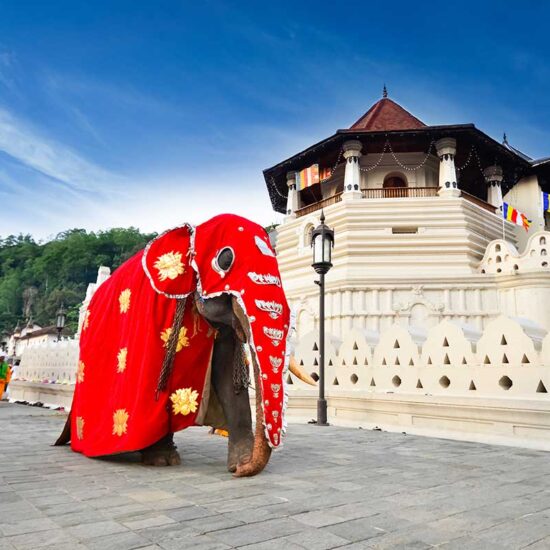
[{"xmin": 1, "ymin": 402, "xmax": 550, "ymax": 550}]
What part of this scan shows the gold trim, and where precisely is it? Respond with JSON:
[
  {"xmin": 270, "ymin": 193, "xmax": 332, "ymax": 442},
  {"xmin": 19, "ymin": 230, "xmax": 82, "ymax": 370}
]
[
  {"xmin": 170, "ymin": 388, "xmax": 199, "ymax": 416},
  {"xmin": 154, "ymin": 251, "xmax": 185, "ymax": 282},
  {"xmin": 77, "ymin": 361, "xmax": 85, "ymax": 383},
  {"xmin": 117, "ymin": 348, "xmax": 127, "ymax": 373},
  {"xmin": 112, "ymin": 409, "xmax": 129, "ymax": 436},
  {"xmin": 119, "ymin": 289, "xmax": 131, "ymax": 313},
  {"xmin": 160, "ymin": 326, "xmax": 190, "ymax": 352}
]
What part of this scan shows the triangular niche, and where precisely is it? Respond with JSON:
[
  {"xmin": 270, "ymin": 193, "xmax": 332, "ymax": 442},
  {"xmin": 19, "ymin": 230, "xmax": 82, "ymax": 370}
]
[
  {"xmin": 484, "ymin": 355, "xmax": 491, "ymax": 365},
  {"xmin": 313, "ymin": 342, "xmax": 319, "ymax": 351},
  {"xmin": 286, "ymin": 374, "xmax": 293, "ymax": 384},
  {"xmin": 443, "ymin": 337, "xmax": 449, "ymax": 347},
  {"xmin": 382, "ymin": 358, "xmax": 387, "ymax": 366},
  {"xmin": 522, "ymin": 354, "xmax": 530, "ymax": 364},
  {"xmin": 416, "ymin": 379, "xmax": 423, "ymax": 389},
  {"xmin": 501, "ymin": 335, "xmax": 508, "ymax": 346},
  {"xmin": 394, "ymin": 340, "xmax": 400, "ymax": 349},
  {"xmin": 332, "ymin": 377, "xmax": 339, "ymax": 386},
  {"xmin": 427, "ymin": 357, "xmax": 432, "ymax": 365},
  {"xmin": 502, "ymin": 354, "xmax": 509, "ymax": 364},
  {"xmin": 313, "ymin": 357, "xmax": 319, "ymax": 366},
  {"xmin": 462, "ymin": 357, "xmax": 468, "ymax": 365},
  {"xmin": 370, "ymin": 377, "xmax": 376, "ymax": 387},
  {"xmin": 409, "ymin": 358, "xmax": 414, "ymax": 366},
  {"xmin": 443, "ymin": 354, "xmax": 451, "ymax": 365},
  {"xmin": 364, "ymin": 357, "xmax": 369, "ymax": 366},
  {"xmin": 536, "ymin": 380, "xmax": 547, "ymax": 393},
  {"xmin": 395, "ymin": 357, "xmax": 400, "ymax": 366},
  {"xmin": 469, "ymin": 380, "xmax": 477, "ymax": 391},
  {"xmin": 353, "ymin": 342, "xmax": 359, "ymax": 351},
  {"xmin": 328, "ymin": 359, "xmax": 333, "ymax": 366},
  {"xmin": 353, "ymin": 357, "xmax": 358, "ymax": 366}
]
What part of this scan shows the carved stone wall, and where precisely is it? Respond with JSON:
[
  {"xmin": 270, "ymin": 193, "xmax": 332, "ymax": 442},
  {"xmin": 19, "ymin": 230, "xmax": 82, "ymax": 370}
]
[{"xmin": 287, "ymin": 316, "xmax": 550, "ymax": 449}]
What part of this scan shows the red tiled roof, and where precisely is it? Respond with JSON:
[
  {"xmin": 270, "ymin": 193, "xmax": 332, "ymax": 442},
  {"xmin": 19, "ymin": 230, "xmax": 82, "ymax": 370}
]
[{"xmin": 349, "ymin": 98, "xmax": 426, "ymax": 131}]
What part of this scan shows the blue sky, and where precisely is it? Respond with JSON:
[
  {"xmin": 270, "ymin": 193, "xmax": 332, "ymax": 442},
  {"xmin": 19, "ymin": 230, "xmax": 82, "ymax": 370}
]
[{"xmin": 1, "ymin": 0, "xmax": 549, "ymax": 239}]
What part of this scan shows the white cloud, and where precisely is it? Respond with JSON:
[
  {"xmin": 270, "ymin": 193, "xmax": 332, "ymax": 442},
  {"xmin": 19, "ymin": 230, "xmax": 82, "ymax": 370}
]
[{"xmin": 0, "ymin": 107, "xmax": 124, "ymax": 194}]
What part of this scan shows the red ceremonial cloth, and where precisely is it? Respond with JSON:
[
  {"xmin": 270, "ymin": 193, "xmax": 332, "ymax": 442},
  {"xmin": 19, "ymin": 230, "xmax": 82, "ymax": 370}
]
[
  {"xmin": 70, "ymin": 213, "xmax": 291, "ymax": 456},
  {"xmin": 71, "ymin": 252, "xmax": 214, "ymax": 457}
]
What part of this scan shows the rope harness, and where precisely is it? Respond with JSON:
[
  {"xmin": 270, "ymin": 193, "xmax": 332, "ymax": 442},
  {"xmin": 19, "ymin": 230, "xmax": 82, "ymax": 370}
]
[
  {"xmin": 233, "ymin": 340, "xmax": 251, "ymax": 394},
  {"xmin": 156, "ymin": 297, "xmax": 187, "ymax": 399}
]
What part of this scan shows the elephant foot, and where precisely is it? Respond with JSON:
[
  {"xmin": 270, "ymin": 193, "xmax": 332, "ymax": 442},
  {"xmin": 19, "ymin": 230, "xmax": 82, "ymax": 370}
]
[
  {"xmin": 227, "ymin": 432, "xmax": 254, "ymax": 473},
  {"xmin": 141, "ymin": 434, "xmax": 181, "ymax": 467}
]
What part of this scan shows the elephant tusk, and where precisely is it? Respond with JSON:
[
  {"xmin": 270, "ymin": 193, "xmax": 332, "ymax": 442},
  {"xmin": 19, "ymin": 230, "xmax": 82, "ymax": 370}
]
[{"xmin": 289, "ymin": 356, "xmax": 317, "ymax": 386}]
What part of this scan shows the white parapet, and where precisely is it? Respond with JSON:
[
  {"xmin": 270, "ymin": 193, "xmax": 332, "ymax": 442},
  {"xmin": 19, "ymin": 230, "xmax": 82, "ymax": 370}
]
[
  {"xmin": 286, "ymin": 316, "xmax": 550, "ymax": 450},
  {"xmin": 9, "ymin": 338, "xmax": 80, "ymax": 409}
]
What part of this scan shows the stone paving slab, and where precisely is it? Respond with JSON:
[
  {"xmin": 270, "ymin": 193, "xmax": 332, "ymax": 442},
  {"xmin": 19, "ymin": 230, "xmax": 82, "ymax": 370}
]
[{"xmin": 1, "ymin": 401, "xmax": 550, "ymax": 549}]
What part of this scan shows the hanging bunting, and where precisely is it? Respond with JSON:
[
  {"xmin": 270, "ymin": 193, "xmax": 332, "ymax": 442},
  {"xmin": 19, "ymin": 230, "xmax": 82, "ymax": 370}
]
[{"xmin": 503, "ymin": 203, "xmax": 531, "ymax": 231}]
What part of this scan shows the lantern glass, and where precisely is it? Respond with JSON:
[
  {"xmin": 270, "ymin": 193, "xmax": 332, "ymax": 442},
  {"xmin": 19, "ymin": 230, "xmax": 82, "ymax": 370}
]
[
  {"xmin": 56, "ymin": 306, "xmax": 66, "ymax": 330},
  {"xmin": 313, "ymin": 232, "xmax": 324, "ymax": 264}
]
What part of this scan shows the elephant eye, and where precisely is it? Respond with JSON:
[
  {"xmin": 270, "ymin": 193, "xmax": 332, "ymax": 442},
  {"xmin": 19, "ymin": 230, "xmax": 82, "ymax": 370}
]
[{"xmin": 212, "ymin": 247, "xmax": 234, "ymax": 277}]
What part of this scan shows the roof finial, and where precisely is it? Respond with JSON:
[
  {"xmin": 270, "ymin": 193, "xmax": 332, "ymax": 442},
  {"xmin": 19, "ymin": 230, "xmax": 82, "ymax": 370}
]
[
  {"xmin": 503, "ymin": 132, "xmax": 508, "ymax": 144},
  {"xmin": 382, "ymin": 84, "xmax": 388, "ymax": 98}
]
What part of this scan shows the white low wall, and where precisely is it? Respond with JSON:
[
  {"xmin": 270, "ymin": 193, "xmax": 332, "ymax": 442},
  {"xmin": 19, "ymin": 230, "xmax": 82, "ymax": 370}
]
[
  {"xmin": 287, "ymin": 316, "xmax": 550, "ymax": 450},
  {"xmin": 9, "ymin": 339, "xmax": 79, "ymax": 409}
]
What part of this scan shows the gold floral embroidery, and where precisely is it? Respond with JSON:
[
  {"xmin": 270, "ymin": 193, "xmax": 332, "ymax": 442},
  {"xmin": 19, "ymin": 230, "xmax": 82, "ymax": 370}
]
[
  {"xmin": 154, "ymin": 251, "xmax": 185, "ymax": 282},
  {"xmin": 76, "ymin": 416, "xmax": 85, "ymax": 440},
  {"xmin": 117, "ymin": 348, "xmax": 127, "ymax": 373},
  {"xmin": 160, "ymin": 326, "xmax": 190, "ymax": 352},
  {"xmin": 112, "ymin": 409, "xmax": 129, "ymax": 436},
  {"xmin": 77, "ymin": 361, "xmax": 85, "ymax": 383},
  {"xmin": 170, "ymin": 388, "xmax": 199, "ymax": 416},
  {"xmin": 82, "ymin": 310, "xmax": 90, "ymax": 331},
  {"xmin": 119, "ymin": 289, "xmax": 131, "ymax": 313}
]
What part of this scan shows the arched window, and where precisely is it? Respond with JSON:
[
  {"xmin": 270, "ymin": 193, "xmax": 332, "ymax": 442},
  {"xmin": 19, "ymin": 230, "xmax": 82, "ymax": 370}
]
[{"xmin": 383, "ymin": 173, "xmax": 408, "ymax": 197}]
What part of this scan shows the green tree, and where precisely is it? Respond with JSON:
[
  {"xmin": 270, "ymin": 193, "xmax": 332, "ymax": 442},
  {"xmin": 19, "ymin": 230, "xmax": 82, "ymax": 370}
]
[{"xmin": 0, "ymin": 228, "xmax": 156, "ymax": 336}]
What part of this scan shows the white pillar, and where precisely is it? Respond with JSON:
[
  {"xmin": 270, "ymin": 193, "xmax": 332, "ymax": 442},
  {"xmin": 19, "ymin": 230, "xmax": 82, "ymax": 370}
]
[
  {"xmin": 342, "ymin": 140, "xmax": 363, "ymax": 200},
  {"xmin": 483, "ymin": 165, "xmax": 503, "ymax": 210},
  {"xmin": 436, "ymin": 138, "xmax": 460, "ymax": 197},
  {"xmin": 285, "ymin": 171, "xmax": 299, "ymax": 219}
]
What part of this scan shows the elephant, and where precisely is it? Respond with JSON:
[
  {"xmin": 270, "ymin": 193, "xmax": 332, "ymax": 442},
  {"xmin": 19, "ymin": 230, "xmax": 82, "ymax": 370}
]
[{"xmin": 55, "ymin": 213, "xmax": 314, "ymax": 477}]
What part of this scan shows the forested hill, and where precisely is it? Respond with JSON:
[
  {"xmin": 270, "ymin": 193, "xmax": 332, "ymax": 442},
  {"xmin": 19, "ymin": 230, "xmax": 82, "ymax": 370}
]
[{"xmin": 0, "ymin": 228, "xmax": 156, "ymax": 337}]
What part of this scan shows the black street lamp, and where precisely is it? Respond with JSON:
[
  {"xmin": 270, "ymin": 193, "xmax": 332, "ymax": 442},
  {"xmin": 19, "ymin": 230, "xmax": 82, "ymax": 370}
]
[
  {"xmin": 56, "ymin": 304, "xmax": 66, "ymax": 342},
  {"xmin": 311, "ymin": 210, "xmax": 334, "ymax": 426}
]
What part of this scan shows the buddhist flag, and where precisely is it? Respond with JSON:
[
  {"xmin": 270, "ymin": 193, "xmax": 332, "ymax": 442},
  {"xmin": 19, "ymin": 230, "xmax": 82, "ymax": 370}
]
[
  {"xmin": 296, "ymin": 164, "xmax": 319, "ymax": 190},
  {"xmin": 543, "ymin": 191, "xmax": 550, "ymax": 214},
  {"xmin": 503, "ymin": 202, "xmax": 531, "ymax": 231},
  {"xmin": 320, "ymin": 166, "xmax": 332, "ymax": 182}
]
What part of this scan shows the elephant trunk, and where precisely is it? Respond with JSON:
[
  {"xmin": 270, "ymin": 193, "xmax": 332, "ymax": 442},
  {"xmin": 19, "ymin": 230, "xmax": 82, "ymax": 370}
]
[{"xmin": 233, "ymin": 354, "xmax": 271, "ymax": 477}]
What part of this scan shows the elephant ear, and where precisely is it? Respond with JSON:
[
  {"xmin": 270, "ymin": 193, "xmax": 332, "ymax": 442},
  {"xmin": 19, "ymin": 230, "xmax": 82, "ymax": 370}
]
[{"xmin": 142, "ymin": 224, "xmax": 196, "ymax": 298}]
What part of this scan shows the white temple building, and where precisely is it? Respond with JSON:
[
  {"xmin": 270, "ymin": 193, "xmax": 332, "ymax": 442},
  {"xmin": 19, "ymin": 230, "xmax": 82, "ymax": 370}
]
[{"xmin": 264, "ymin": 91, "xmax": 550, "ymax": 449}]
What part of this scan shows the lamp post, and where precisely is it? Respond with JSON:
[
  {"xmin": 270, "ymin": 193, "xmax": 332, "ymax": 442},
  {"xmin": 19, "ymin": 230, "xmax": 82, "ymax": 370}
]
[
  {"xmin": 311, "ymin": 210, "xmax": 334, "ymax": 426},
  {"xmin": 56, "ymin": 304, "xmax": 66, "ymax": 342}
]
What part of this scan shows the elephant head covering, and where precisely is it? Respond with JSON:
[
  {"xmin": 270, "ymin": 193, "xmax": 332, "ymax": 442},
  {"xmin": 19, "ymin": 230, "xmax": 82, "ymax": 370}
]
[{"xmin": 70, "ymin": 214, "xmax": 290, "ymax": 457}]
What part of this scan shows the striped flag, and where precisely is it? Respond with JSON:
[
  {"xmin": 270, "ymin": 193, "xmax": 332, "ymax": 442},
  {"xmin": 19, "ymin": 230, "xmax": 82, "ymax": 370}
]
[
  {"xmin": 296, "ymin": 164, "xmax": 319, "ymax": 190},
  {"xmin": 503, "ymin": 203, "xmax": 531, "ymax": 231},
  {"xmin": 543, "ymin": 191, "xmax": 550, "ymax": 214},
  {"xmin": 320, "ymin": 166, "xmax": 332, "ymax": 181}
]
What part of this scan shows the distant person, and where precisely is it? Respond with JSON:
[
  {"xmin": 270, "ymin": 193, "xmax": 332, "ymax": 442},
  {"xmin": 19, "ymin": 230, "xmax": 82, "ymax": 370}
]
[{"xmin": 0, "ymin": 355, "xmax": 11, "ymax": 400}]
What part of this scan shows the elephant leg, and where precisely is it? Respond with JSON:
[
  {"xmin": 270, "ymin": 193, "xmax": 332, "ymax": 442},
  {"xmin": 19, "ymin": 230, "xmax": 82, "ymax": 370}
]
[
  {"xmin": 211, "ymin": 326, "xmax": 254, "ymax": 472},
  {"xmin": 141, "ymin": 432, "xmax": 181, "ymax": 466}
]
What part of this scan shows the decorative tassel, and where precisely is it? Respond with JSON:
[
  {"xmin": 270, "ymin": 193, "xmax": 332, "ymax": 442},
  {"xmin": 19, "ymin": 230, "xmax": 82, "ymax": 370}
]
[{"xmin": 156, "ymin": 297, "xmax": 187, "ymax": 399}]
